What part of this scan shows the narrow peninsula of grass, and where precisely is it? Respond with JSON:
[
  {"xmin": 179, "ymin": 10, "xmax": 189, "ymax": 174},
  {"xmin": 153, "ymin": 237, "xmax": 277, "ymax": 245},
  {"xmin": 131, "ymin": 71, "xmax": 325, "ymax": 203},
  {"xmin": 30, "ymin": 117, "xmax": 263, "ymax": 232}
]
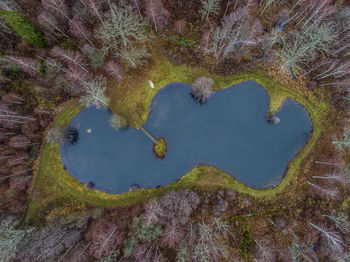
[
  {"xmin": 153, "ymin": 138, "xmax": 167, "ymax": 159},
  {"xmin": 24, "ymin": 51, "xmax": 327, "ymax": 225}
]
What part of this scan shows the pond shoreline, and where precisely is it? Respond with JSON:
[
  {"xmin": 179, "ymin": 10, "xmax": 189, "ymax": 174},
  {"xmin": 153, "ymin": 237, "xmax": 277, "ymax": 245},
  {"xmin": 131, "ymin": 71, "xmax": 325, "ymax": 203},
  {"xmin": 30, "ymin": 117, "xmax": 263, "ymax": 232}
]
[
  {"xmin": 60, "ymin": 82, "xmax": 313, "ymax": 193},
  {"xmin": 24, "ymin": 69, "xmax": 327, "ymax": 224}
]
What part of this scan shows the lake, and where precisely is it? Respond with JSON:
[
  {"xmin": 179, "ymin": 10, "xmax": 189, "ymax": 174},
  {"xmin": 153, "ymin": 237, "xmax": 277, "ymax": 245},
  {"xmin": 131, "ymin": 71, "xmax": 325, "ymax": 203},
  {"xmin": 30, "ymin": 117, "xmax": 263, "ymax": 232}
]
[{"xmin": 60, "ymin": 81, "xmax": 313, "ymax": 193}]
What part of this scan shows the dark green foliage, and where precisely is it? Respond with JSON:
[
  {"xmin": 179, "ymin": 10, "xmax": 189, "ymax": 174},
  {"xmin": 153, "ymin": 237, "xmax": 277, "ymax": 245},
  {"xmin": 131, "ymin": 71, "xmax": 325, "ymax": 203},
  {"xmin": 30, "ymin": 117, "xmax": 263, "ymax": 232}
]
[
  {"xmin": 0, "ymin": 11, "xmax": 46, "ymax": 48},
  {"xmin": 38, "ymin": 59, "xmax": 47, "ymax": 77},
  {"xmin": 240, "ymin": 228, "xmax": 252, "ymax": 260},
  {"xmin": 89, "ymin": 50, "xmax": 105, "ymax": 70},
  {"xmin": 132, "ymin": 217, "xmax": 162, "ymax": 243}
]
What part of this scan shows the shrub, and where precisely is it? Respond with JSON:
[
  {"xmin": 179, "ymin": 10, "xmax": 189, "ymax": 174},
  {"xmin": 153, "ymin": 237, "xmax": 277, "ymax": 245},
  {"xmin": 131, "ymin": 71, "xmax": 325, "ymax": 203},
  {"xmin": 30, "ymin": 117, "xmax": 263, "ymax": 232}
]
[{"xmin": 0, "ymin": 10, "xmax": 46, "ymax": 48}]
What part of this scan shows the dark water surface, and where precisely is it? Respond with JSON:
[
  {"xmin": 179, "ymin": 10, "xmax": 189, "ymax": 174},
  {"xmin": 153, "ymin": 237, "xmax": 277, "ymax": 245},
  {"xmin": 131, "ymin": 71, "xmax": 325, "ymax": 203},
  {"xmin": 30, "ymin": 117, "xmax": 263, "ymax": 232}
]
[{"xmin": 60, "ymin": 81, "xmax": 313, "ymax": 193}]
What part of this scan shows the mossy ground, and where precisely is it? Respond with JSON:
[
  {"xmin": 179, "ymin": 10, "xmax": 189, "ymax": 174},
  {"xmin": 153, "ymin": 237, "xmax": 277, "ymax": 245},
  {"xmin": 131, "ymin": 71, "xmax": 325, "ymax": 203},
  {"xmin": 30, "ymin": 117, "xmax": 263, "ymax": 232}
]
[
  {"xmin": 153, "ymin": 138, "xmax": 167, "ymax": 159},
  {"xmin": 22, "ymin": 45, "xmax": 328, "ymax": 226},
  {"xmin": 0, "ymin": 10, "xmax": 46, "ymax": 48}
]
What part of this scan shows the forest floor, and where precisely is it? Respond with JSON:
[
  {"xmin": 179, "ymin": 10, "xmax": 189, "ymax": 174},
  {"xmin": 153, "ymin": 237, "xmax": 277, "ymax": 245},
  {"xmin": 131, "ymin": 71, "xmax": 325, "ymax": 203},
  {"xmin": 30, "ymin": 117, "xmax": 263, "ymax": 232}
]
[{"xmin": 22, "ymin": 45, "xmax": 329, "ymax": 227}]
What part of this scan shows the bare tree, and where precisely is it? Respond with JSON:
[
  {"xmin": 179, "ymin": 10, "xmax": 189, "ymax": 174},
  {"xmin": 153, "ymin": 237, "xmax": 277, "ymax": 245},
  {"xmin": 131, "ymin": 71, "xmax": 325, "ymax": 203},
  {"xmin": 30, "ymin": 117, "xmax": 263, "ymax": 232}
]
[
  {"xmin": 312, "ymin": 169, "xmax": 346, "ymax": 185},
  {"xmin": 38, "ymin": 11, "xmax": 69, "ymax": 38},
  {"xmin": 199, "ymin": 0, "xmax": 222, "ymax": 22},
  {"xmin": 161, "ymin": 219, "xmax": 184, "ymax": 248},
  {"xmin": 260, "ymin": 0, "xmax": 286, "ymax": 14},
  {"xmin": 79, "ymin": 76, "xmax": 110, "ymax": 108},
  {"xmin": 0, "ymin": 103, "xmax": 35, "ymax": 129},
  {"xmin": 144, "ymin": 0, "xmax": 171, "ymax": 32},
  {"xmin": 211, "ymin": 218, "xmax": 231, "ymax": 238},
  {"xmin": 0, "ymin": 216, "xmax": 31, "ymax": 262},
  {"xmin": 333, "ymin": 127, "xmax": 350, "ymax": 153},
  {"xmin": 1, "ymin": 93, "xmax": 23, "ymax": 105},
  {"xmin": 175, "ymin": 19, "xmax": 186, "ymax": 34},
  {"xmin": 89, "ymin": 219, "xmax": 123, "ymax": 259},
  {"xmin": 51, "ymin": 47, "xmax": 89, "ymax": 72},
  {"xmin": 16, "ymin": 220, "xmax": 83, "ymax": 262},
  {"xmin": 131, "ymin": 0, "xmax": 142, "ymax": 19},
  {"xmin": 278, "ymin": 0, "xmax": 339, "ymax": 76},
  {"xmin": 41, "ymin": 0, "xmax": 70, "ymax": 20},
  {"xmin": 8, "ymin": 135, "xmax": 31, "ymax": 149},
  {"xmin": 200, "ymin": 30, "xmax": 211, "ymax": 54},
  {"xmin": 7, "ymin": 152, "xmax": 29, "ymax": 167},
  {"xmin": 158, "ymin": 190, "xmax": 200, "ymax": 225},
  {"xmin": 206, "ymin": 8, "xmax": 261, "ymax": 60},
  {"xmin": 144, "ymin": 199, "xmax": 164, "ymax": 227},
  {"xmin": 65, "ymin": 64, "xmax": 89, "ymax": 86},
  {"xmin": 65, "ymin": 242, "xmax": 91, "ymax": 262},
  {"xmin": 96, "ymin": 5, "xmax": 148, "ymax": 50},
  {"xmin": 315, "ymin": 60, "xmax": 350, "ymax": 80},
  {"xmin": 7, "ymin": 56, "xmax": 39, "ymax": 77},
  {"xmin": 85, "ymin": 0, "xmax": 105, "ymax": 26},
  {"xmin": 191, "ymin": 76, "xmax": 214, "ymax": 104},
  {"xmin": 307, "ymin": 181, "xmax": 340, "ymax": 201},
  {"xmin": 309, "ymin": 223, "xmax": 345, "ymax": 258},
  {"xmin": 289, "ymin": 240, "xmax": 318, "ymax": 262},
  {"xmin": 193, "ymin": 220, "xmax": 228, "ymax": 261},
  {"xmin": 46, "ymin": 126, "xmax": 65, "ymax": 144},
  {"xmin": 279, "ymin": 21, "xmax": 337, "ymax": 75},
  {"xmin": 0, "ymin": 0, "xmax": 20, "ymax": 11},
  {"xmin": 69, "ymin": 15, "xmax": 94, "ymax": 46},
  {"xmin": 322, "ymin": 212, "xmax": 350, "ymax": 234},
  {"xmin": 109, "ymin": 114, "xmax": 127, "ymax": 131},
  {"xmin": 0, "ymin": 128, "xmax": 15, "ymax": 140},
  {"xmin": 104, "ymin": 60, "xmax": 124, "ymax": 80},
  {"xmin": 254, "ymin": 239, "xmax": 276, "ymax": 262}
]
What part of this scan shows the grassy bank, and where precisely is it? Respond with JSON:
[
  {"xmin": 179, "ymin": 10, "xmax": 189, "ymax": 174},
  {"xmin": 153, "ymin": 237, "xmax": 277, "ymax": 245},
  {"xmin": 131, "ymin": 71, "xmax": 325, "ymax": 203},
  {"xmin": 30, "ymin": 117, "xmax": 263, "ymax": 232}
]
[{"xmin": 23, "ymin": 52, "xmax": 327, "ymax": 225}]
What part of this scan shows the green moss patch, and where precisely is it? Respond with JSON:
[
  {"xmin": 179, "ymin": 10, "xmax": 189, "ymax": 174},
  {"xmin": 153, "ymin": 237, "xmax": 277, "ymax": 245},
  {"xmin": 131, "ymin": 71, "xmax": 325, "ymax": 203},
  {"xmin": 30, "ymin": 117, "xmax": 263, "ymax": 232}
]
[{"xmin": 0, "ymin": 10, "xmax": 46, "ymax": 48}]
